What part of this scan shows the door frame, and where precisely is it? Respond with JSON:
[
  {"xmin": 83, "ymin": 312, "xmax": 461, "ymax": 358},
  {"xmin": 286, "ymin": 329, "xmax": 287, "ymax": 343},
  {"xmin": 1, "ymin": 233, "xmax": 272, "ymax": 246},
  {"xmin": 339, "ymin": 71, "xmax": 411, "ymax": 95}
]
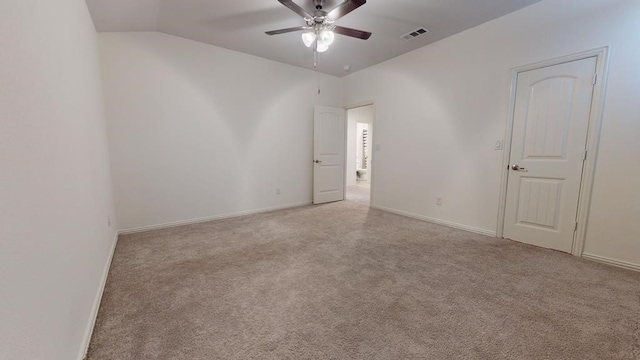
[
  {"xmin": 496, "ymin": 47, "xmax": 610, "ymax": 257},
  {"xmin": 344, "ymin": 101, "xmax": 377, "ymax": 207}
]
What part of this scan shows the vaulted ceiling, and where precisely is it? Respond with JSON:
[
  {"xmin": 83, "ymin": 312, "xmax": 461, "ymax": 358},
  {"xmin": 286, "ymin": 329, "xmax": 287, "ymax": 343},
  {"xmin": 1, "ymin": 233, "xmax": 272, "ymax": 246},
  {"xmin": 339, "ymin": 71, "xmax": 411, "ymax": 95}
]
[{"xmin": 87, "ymin": 0, "xmax": 541, "ymax": 77}]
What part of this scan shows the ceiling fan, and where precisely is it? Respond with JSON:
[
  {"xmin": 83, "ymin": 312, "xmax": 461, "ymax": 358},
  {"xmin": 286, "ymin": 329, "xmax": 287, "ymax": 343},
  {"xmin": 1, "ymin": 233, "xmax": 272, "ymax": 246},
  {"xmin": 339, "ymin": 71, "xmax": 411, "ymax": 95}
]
[{"xmin": 266, "ymin": 0, "xmax": 372, "ymax": 67}]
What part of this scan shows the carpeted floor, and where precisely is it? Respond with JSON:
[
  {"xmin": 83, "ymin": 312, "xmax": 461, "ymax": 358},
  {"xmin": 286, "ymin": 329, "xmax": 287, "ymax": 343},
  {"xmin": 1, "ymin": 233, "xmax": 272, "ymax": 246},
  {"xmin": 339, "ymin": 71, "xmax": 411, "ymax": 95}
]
[
  {"xmin": 346, "ymin": 184, "xmax": 370, "ymax": 204},
  {"xmin": 88, "ymin": 189, "xmax": 640, "ymax": 359}
]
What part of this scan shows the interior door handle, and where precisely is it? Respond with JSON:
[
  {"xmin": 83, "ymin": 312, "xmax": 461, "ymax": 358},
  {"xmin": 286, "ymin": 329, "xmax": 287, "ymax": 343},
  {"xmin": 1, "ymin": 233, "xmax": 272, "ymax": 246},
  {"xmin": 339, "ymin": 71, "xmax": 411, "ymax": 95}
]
[
  {"xmin": 511, "ymin": 164, "xmax": 526, "ymax": 171},
  {"xmin": 314, "ymin": 159, "xmax": 322, "ymax": 164}
]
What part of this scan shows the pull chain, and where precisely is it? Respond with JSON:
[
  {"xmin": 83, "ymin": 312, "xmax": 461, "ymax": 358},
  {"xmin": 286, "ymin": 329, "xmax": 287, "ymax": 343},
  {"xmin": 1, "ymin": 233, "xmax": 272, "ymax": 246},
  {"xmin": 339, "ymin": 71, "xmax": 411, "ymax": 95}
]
[{"xmin": 313, "ymin": 46, "xmax": 318, "ymax": 69}]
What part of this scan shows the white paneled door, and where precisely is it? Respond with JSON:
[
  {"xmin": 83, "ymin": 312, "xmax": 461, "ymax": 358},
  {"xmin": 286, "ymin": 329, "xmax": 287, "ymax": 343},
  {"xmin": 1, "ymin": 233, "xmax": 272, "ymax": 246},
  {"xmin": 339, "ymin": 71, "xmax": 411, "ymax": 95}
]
[
  {"xmin": 313, "ymin": 106, "xmax": 346, "ymax": 205},
  {"xmin": 504, "ymin": 57, "xmax": 597, "ymax": 253}
]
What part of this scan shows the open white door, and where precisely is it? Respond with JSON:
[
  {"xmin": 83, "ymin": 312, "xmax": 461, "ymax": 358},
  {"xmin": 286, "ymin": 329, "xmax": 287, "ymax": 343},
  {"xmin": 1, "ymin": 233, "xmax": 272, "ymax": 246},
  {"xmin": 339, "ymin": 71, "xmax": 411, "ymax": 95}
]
[
  {"xmin": 503, "ymin": 57, "xmax": 597, "ymax": 253},
  {"xmin": 313, "ymin": 106, "xmax": 345, "ymax": 204}
]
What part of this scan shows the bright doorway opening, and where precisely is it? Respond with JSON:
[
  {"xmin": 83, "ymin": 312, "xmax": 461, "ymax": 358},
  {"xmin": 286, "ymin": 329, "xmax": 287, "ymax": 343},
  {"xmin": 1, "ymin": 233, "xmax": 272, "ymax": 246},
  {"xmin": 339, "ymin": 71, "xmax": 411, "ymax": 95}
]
[{"xmin": 346, "ymin": 104, "xmax": 374, "ymax": 205}]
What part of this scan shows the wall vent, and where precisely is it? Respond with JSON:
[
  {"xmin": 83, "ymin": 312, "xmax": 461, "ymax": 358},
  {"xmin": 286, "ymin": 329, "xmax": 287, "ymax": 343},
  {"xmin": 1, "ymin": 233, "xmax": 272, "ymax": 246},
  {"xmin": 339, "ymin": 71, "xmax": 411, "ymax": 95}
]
[{"xmin": 401, "ymin": 27, "xmax": 430, "ymax": 41}]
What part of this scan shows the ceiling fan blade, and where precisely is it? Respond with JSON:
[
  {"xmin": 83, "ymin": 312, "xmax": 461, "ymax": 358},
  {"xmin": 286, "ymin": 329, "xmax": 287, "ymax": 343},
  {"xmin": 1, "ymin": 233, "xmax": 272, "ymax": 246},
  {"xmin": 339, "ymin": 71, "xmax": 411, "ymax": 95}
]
[
  {"xmin": 327, "ymin": 0, "xmax": 366, "ymax": 21},
  {"xmin": 266, "ymin": 26, "xmax": 307, "ymax": 35},
  {"xmin": 333, "ymin": 25, "xmax": 371, "ymax": 40},
  {"xmin": 278, "ymin": 0, "xmax": 313, "ymax": 19}
]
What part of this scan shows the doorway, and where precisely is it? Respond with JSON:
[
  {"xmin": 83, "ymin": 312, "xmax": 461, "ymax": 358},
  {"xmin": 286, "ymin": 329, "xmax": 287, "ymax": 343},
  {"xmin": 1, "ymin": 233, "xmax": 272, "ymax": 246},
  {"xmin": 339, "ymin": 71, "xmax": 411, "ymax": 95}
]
[
  {"xmin": 346, "ymin": 104, "xmax": 374, "ymax": 205},
  {"xmin": 499, "ymin": 48, "xmax": 609, "ymax": 255}
]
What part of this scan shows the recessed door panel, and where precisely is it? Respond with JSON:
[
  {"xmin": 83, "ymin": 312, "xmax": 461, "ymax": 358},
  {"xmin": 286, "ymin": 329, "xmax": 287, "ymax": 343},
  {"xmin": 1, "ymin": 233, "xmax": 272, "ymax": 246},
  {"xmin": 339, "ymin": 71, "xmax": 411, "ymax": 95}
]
[
  {"xmin": 523, "ymin": 77, "xmax": 575, "ymax": 160},
  {"xmin": 516, "ymin": 178, "xmax": 563, "ymax": 231}
]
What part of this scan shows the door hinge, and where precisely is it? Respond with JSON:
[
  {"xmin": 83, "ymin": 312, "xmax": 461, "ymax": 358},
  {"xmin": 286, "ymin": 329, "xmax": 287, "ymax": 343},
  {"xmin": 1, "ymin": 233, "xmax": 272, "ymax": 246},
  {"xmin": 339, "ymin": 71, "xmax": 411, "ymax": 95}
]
[
  {"xmin": 593, "ymin": 74, "xmax": 598, "ymax": 85},
  {"xmin": 584, "ymin": 150, "xmax": 588, "ymax": 161},
  {"xmin": 574, "ymin": 222, "xmax": 578, "ymax": 232}
]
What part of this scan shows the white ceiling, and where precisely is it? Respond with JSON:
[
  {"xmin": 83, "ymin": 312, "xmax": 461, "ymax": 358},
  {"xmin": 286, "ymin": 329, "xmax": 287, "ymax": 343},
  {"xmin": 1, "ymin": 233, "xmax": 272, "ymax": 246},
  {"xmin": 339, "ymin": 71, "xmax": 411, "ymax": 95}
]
[{"xmin": 87, "ymin": 0, "xmax": 541, "ymax": 77}]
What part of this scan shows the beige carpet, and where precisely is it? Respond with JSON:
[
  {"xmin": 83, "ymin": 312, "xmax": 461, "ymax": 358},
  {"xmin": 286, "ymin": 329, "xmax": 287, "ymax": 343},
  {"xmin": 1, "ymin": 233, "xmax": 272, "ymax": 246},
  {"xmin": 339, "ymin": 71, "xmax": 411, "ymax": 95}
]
[
  {"xmin": 346, "ymin": 184, "xmax": 370, "ymax": 204},
  {"xmin": 88, "ymin": 192, "xmax": 640, "ymax": 359}
]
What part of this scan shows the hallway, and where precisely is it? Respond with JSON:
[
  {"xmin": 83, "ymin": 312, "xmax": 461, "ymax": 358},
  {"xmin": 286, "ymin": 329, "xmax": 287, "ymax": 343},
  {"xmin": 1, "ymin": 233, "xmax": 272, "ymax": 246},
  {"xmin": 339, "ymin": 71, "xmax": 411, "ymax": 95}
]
[{"xmin": 346, "ymin": 183, "xmax": 370, "ymax": 205}]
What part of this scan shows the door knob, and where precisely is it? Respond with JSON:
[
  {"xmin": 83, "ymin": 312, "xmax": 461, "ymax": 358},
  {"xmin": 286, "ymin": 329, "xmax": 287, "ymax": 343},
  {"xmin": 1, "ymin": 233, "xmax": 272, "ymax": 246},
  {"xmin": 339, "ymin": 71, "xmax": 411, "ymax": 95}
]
[
  {"xmin": 511, "ymin": 164, "xmax": 526, "ymax": 171},
  {"xmin": 314, "ymin": 159, "xmax": 322, "ymax": 164}
]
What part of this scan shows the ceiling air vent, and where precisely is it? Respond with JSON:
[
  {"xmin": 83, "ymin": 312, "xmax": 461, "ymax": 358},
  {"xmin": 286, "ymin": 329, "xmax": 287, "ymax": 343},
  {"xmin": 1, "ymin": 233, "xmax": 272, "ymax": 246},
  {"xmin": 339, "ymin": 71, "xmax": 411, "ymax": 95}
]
[{"xmin": 401, "ymin": 27, "xmax": 430, "ymax": 41}]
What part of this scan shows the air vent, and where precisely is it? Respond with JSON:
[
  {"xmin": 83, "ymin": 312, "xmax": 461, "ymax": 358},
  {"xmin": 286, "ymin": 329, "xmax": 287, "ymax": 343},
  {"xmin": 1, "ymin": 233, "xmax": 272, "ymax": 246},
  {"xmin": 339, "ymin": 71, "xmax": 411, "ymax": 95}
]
[{"xmin": 401, "ymin": 27, "xmax": 430, "ymax": 41}]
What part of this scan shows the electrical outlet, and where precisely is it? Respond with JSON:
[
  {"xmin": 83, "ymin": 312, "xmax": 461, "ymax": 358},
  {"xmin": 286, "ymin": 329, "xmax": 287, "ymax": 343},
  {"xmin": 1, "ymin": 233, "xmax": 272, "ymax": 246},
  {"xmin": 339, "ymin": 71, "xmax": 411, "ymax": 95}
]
[
  {"xmin": 375, "ymin": 144, "xmax": 381, "ymax": 151},
  {"xmin": 107, "ymin": 215, "xmax": 111, "ymax": 227},
  {"xmin": 435, "ymin": 196, "xmax": 443, "ymax": 206},
  {"xmin": 276, "ymin": 188, "xmax": 281, "ymax": 195}
]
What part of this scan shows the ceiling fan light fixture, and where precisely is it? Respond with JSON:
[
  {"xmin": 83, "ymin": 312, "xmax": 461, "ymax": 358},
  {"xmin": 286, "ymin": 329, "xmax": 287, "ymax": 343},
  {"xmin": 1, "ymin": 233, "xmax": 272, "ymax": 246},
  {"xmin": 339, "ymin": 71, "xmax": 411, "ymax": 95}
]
[
  {"xmin": 301, "ymin": 31, "xmax": 316, "ymax": 47},
  {"xmin": 316, "ymin": 42, "xmax": 329, "ymax": 53},
  {"xmin": 315, "ymin": 29, "xmax": 334, "ymax": 53},
  {"xmin": 267, "ymin": 0, "xmax": 371, "ymax": 66},
  {"xmin": 318, "ymin": 29, "xmax": 335, "ymax": 46}
]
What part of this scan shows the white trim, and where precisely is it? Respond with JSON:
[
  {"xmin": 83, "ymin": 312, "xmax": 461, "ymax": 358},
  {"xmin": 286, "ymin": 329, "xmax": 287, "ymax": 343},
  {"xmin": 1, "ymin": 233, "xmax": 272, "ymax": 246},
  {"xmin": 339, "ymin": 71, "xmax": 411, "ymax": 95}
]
[
  {"xmin": 496, "ymin": 47, "xmax": 610, "ymax": 259},
  {"xmin": 496, "ymin": 63, "xmax": 519, "ymax": 239},
  {"xmin": 342, "ymin": 107, "xmax": 350, "ymax": 201},
  {"xmin": 582, "ymin": 253, "xmax": 640, "ymax": 273},
  {"xmin": 344, "ymin": 99, "xmax": 377, "ymax": 110},
  {"xmin": 369, "ymin": 104, "xmax": 377, "ymax": 207},
  {"xmin": 572, "ymin": 48, "xmax": 610, "ymax": 256},
  {"xmin": 118, "ymin": 201, "xmax": 312, "ymax": 235},
  {"xmin": 78, "ymin": 232, "xmax": 118, "ymax": 360},
  {"xmin": 371, "ymin": 205, "xmax": 497, "ymax": 237}
]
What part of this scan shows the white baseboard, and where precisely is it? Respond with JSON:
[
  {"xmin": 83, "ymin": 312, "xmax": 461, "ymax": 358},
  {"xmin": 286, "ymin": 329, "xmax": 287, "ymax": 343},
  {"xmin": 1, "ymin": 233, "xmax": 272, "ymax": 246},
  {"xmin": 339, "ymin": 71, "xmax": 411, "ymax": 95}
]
[
  {"xmin": 370, "ymin": 205, "xmax": 497, "ymax": 237},
  {"xmin": 581, "ymin": 253, "xmax": 640, "ymax": 272},
  {"xmin": 118, "ymin": 201, "xmax": 312, "ymax": 235},
  {"xmin": 78, "ymin": 232, "xmax": 118, "ymax": 360}
]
